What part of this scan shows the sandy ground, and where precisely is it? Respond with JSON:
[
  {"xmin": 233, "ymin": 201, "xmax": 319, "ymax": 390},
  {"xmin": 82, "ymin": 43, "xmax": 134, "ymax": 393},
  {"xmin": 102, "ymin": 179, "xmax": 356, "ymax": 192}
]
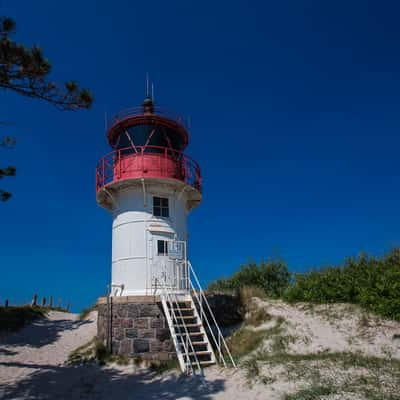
[
  {"xmin": 0, "ymin": 311, "xmax": 262, "ymax": 400},
  {"xmin": 255, "ymin": 299, "xmax": 400, "ymax": 359},
  {"xmin": 0, "ymin": 311, "xmax": 97, "ymax": 399},
  {"xmin": 0, "ymin": 302, "xmax": 399, "ymax": 399}
]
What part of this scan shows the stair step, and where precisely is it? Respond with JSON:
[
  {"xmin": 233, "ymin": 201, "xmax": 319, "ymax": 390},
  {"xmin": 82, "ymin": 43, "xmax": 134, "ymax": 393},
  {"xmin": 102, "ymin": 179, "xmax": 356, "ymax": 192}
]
[
  {"xmin": 190, "ymin": 360, "xmax": 216, "ymax": 367},
  {"xmin": 200, "ymin": 360, "xmax": 216, "ymax": 366},
  {"xmin": 179, "ymin": 343, "xmax": 208, "ymax": 351},
  {"xmin": 186, "ymin": 351, "xmax": 212, "ymax": 356},
  {"xmin": 177, "ymin": 335, "xmax": 204, "ymax": 342},
  {"xmin": 174, "ymin": 323, "xmax": 201, "ymax": 328},
  {"xmin": 178, "ymin": 331, "xmax": 204, "ymax": 336},
  {"xmin": 169, "ymin": 307, "xmax": 193, "ymax": 311}
]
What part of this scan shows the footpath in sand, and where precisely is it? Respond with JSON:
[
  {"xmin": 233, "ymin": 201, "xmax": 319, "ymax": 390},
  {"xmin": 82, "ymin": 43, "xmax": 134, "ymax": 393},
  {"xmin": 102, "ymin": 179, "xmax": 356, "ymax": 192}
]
[
  {"xmin": 0, "ymin": 311, "xmax": 258, "ymax": 400},
  {"xmin": 0, "ymin": 311, "xmax": 97, "ymax": 397}
]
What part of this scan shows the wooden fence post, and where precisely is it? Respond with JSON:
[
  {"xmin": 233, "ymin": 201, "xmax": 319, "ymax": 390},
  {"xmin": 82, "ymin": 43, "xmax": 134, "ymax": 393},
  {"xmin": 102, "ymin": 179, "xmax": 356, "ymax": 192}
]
[
  {"xmin": 5, "ymin": 299, "xmax": 9, "ymax": 308},
  {"xmin": 66, "ymin": 303, "xmax": 71, "ymax": 312},
  {"xmin": 41, "ymin": 297, "xmax": 46, "ymax": 307},
  {"xmin": 49, "ymin": 296, "xmax": 53, "ymax": 308},
  {"xmin": 31, "ymin": 294, "xmax": 38, "ymax": 307}
]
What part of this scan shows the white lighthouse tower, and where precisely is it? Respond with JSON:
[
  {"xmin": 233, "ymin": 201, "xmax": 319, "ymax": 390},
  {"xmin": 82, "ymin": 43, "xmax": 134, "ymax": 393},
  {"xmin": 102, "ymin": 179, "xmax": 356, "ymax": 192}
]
[
  {"xmin": 96, "ymin": 91, "xmax": 235, "ymax": 374},
  {"xmin": 96, "ymin": 94, "xmax": 201, "ymax": 296}
]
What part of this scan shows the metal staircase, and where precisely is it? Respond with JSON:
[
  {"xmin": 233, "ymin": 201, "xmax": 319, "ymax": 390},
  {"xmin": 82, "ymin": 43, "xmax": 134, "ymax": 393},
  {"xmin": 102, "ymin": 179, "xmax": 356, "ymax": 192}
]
[
  {"xmin": 161, "ymin": 293, "xmax": 215, "ymax": 375},
  {"xmin": 158, "ymin": 253, "xmax": 236, "ymax": 376}
]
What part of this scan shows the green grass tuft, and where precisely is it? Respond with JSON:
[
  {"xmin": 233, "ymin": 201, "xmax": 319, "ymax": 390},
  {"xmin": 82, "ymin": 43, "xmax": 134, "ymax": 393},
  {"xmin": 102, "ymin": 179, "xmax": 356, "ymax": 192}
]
[
  {"xmin": 79, "ymin": 304, "xmax": 97, "ymax": 320},
  {"xmin": 149, "ymin": 359, "xmax": 179, "ymax": 374},
  {"xmin": 245, "ymin": 308, "xmax": 272, "ymax": 327},
  {"xmin": 0, "ymin": 306, "xmax": 46, "ymax": 332},
  {"xmin": 285, "ymin": 385, "xmax": 338, "ymax": 400},
  {"xmin": 227, "ymin": 328, "xmax": 267, "ymax": 359}
]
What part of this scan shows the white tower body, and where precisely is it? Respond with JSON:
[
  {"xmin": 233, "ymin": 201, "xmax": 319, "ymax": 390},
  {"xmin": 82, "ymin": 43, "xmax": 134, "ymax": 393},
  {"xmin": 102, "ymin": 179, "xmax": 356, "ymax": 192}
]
[{"xmin": 110, "ymin": 182, "xmax": 194, "ymax": 295}]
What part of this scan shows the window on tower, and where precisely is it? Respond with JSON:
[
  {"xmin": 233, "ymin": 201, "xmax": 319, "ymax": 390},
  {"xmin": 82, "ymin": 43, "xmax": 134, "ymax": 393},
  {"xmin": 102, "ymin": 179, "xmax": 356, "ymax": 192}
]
[
  {"xmin": 157, "ymin": 240, "xmax": 168, "ymax": 255},
  {"xmin": 153, "ymin": 196, "xmax": 169, "ymax": 218}
]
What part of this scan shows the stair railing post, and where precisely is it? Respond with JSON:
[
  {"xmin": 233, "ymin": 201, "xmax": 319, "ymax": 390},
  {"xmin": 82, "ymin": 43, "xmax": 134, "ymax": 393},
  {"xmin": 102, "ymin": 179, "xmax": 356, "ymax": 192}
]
[
  {"xmin": 218, "ymin": 333, "xmax": 222, "ymax": 363},
  {"xmin": 200, "ymin": 295, "xmax": 203, "ymax": 323}
]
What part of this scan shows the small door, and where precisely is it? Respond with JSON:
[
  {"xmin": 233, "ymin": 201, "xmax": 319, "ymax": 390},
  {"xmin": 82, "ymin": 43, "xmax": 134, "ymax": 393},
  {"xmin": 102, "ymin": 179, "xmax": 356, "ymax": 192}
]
[
  {"xmin": 151, "ymin": 233, "xmax": 173, "ymax": 289},
  {"xmin": 151, "ymin": 238, "xmax": 189, "ymax": 292}
]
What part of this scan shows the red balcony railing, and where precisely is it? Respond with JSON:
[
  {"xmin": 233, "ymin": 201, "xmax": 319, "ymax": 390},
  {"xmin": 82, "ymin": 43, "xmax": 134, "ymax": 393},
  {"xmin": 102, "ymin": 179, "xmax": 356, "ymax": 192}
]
[{"xmin": 96, "ymin": 146, "xmax": 201, "ymax": 193}]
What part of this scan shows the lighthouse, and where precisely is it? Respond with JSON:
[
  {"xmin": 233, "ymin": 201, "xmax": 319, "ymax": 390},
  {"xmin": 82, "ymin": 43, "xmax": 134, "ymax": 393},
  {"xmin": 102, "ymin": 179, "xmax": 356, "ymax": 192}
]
[
  {"xmin": 96, "ymin": 89, "xmax": 234, "ymax": 374},
  {"xmin": 96, "ymin": 93, "xmax": 201, "ymax": 296}
]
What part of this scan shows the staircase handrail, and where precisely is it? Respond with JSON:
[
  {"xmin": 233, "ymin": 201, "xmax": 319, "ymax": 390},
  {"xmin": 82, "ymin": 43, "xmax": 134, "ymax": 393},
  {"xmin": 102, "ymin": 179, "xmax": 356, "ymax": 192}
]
[
  {"xmin": 188, "ymin": 261, "xmax": 237, "ymax": 368},
  {"xmin": 189, "ymin": 281, "xmax": 225, "ymax": 366}
]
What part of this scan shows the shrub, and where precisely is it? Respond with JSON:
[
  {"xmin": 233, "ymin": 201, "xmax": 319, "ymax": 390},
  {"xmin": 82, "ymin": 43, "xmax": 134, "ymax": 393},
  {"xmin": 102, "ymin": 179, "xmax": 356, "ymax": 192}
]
[
  {"xmin": 240, "ymin": 286, "xmax": 266, "ymax": 305},
  {"xmin": 208, "ymin": 260, "xmax": 291, "ymax": 298},
  {"xmin": 284, "ymin": 249, "xmax": 400, "ymax": 320},
  {"xmin": 209, "ymin": 249, "xmax": 400, "ymax": 321}
]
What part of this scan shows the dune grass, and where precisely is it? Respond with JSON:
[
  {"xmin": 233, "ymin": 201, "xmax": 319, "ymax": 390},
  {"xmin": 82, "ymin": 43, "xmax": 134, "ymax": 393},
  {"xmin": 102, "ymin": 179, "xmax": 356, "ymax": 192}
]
[
  {"xmin": 79, "ymin": 304, "xmax": 97, "ymax": 320},
  {"xmin": 0, "ymin": 304, "xmax": 72, "ymax": 333},
  {"xmin": 0, "ymin": 306, "xmax": 46, "ymax": 332}
]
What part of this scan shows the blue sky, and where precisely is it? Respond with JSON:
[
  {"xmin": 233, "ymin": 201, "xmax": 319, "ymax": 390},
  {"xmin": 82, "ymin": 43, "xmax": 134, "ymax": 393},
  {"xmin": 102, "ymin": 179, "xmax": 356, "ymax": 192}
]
[{"xmin": 1, "ymin": 0, "xmax": 400, "ymax": 311}]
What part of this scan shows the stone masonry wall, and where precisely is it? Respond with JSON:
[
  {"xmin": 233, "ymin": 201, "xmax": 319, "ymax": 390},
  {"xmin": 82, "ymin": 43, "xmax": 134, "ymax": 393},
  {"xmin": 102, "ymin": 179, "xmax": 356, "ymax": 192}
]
[
  {"xmin": 96, "ymin": 293, "xmax": 241, "ymax": 361},
  {"xmin": 97, "ymin": 297, "xmax": 175, "ymax": 361}
]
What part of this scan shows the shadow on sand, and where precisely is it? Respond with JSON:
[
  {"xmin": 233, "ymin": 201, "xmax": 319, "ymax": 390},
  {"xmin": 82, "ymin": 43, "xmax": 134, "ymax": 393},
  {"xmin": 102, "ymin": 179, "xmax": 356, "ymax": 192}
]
[
  {"xmin": 0, "ymin": 361, "xmax": 226, "ymax": 400},
  {"xmin": 0, "ymin": 318, "xmax": 93, "ymax": 348}
]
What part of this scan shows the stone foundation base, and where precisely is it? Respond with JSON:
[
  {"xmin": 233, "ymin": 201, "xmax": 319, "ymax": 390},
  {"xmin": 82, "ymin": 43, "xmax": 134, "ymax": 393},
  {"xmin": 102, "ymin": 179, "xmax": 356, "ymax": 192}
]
[
  {"xmin": 96, "ymin": 292, "xmax": 242, "ymax": 361},
  {"xmin": 97, "ymin": 296, "xmax": 175, "ymax": 361}
]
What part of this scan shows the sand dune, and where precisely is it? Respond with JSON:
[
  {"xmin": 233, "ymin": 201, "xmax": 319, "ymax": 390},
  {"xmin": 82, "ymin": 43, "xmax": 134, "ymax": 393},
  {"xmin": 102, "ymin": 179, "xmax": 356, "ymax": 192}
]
[{"xmin": 1, "ymin": 302, "xmax": 399, "ymax": 399}]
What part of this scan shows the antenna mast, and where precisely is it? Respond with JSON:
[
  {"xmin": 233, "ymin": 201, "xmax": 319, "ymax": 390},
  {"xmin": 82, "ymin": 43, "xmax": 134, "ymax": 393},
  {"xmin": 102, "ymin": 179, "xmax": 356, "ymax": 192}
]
[{"xmin": 146, "ymin": 73, "xmax": 150, "ymax": 97}]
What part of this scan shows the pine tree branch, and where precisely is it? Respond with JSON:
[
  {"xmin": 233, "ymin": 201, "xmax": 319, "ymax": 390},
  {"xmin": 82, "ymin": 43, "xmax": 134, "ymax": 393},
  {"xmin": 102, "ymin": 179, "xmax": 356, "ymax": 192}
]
[{"xmin": 0, "ymin": 17, "xmax": 93, "ymax": 110}]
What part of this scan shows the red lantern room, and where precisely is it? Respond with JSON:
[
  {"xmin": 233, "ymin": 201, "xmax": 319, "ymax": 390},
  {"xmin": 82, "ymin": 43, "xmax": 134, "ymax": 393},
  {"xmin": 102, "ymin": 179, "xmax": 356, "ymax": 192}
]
[{"xmin": 96, "ymin": 95, "xmax": 202, "ymax": 210}]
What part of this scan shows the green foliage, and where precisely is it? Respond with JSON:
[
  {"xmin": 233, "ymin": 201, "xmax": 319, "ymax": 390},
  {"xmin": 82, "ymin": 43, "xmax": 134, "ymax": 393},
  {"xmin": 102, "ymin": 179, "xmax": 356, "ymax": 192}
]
[
  {"xmin": 79, "ymin": 304, "xmax": 97, "ymax": 320},
  {"xmin": 239, "ymin": 286, "xmax": 266, "ymax": 305},
  {"xmin": 68, "ymin": 338, "xmax": 98, "ymax": 364},
  {"xmin": 227, "ymin": 327, "xmax": 267, "ymax": 359},
  {"xmin": 208, "ymin": 260, "xmax": 291, "ymax": 298},
  {"xmin": 245, "ymin": 307, "xmax": 272, "ymax": 327},
  {"xmin": 94, "ymin": 339, "xmax": 109, "ymax": 365},
  {"xmin": 242, "ymin": 357, "xmax": 260, "ymax": 381},
  {"xmin": 0, "ymin": 306, "xmax": 45, "ymax": 332},
  {"xmin": 284, "ymin": 249, "xmax": 400, "ymax": 320},
  {"xmin": 149, "ymin": 359, "xmax": 179, "ymax": 374},
  {"xmin": 209, "ymin": 249, "xmax": 400, "ymax": 321},
  {"xmin": 69, "ymin": 338, "xmax": 131, "ymax": 366},
  {"xmin": 285, "ymin": 385, "xmax": 337, "ymax": 400},
  {"xmin": 0, "ymin": 18, "xmax": 93, "ymax": 110}
]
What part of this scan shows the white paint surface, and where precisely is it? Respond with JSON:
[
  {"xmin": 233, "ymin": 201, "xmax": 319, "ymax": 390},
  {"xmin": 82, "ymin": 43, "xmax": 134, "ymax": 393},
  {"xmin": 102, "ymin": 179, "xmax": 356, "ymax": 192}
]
[{"xmin": 106, "ymin": 181, "xmax": 196, "ymax": 296}]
